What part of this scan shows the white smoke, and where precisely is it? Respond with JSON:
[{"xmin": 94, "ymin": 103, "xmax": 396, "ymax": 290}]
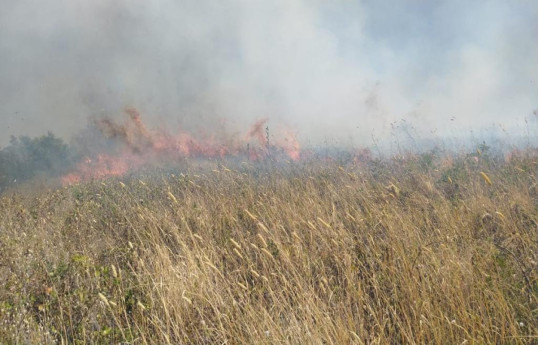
[{"xmin": 0, "ymin": 0, "xmax": 536, "ymax": 148}]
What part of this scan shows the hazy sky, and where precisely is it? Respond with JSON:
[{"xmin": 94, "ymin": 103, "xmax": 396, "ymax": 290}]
[{"xmin": 0, "ymin": 0, "xmax": 537, "ymax": 148}]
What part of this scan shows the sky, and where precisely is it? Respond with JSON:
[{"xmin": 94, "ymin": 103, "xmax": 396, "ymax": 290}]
[{"xmin": 0, "ymin": 0, "xmax": 537, "ymax": 148}]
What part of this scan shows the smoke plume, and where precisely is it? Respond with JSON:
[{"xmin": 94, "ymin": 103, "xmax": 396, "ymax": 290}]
[{"xmin": 1, "ymin": 0, "xmax": 537, "ymax": 149}]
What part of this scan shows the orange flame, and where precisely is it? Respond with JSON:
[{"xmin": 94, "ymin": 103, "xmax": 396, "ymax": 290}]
[
  {"xmin": 62, "ymin": 108, "xmax": 301, "ymax": 184},
  {"xmin": 246, "ymin": 118, "xmax": 269, "ymax": 146}
]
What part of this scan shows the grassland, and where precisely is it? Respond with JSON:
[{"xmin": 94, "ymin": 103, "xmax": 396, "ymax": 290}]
[{"xmin": 0, "ymin": 149, "xmax": 536, "ymax": 344}]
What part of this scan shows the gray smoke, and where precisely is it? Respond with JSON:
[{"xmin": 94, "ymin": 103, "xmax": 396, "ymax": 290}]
[{"xmin": 1, "ymin": 0, "xmax": 537, "ymax": 148}]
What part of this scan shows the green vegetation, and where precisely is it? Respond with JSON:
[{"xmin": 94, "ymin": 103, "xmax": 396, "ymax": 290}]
[
  {"xmin": 0, "ymin": 133, "xmax": 73, "ymax": 192},
  {"xmin": 0, "ymin": 150, "xmax": 536, "ymax": 344}
]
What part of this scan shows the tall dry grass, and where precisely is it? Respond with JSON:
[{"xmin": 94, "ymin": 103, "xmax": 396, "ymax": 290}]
[{"xmin": 0, "ymin": 150, "xmax": 536, "ymax": 344}]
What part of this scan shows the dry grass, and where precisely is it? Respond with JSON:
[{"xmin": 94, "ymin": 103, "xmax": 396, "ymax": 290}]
[{"xmin": 0, "ymin": 151, "xmax": 536, "ymax": 344}]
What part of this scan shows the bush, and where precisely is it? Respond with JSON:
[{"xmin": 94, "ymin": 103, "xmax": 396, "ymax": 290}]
[{"xmin": 0, "ymin": 132, "xmax": 73, "ymax": 192}]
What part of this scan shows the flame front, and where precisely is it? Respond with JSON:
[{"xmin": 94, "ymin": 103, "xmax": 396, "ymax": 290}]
[{"xmin": 62, "ymin": 108, "xmax": 301, "ymax": 184}]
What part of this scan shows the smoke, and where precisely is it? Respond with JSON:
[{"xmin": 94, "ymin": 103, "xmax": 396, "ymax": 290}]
[{"xmin": 1, "ymin": 0, "xmax": 537, "ymax": 148}]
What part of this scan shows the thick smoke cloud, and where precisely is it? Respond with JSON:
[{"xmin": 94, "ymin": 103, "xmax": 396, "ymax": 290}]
[{"xmin": 1, "ymin": 0, "xmax": 537, "ymax": 148}]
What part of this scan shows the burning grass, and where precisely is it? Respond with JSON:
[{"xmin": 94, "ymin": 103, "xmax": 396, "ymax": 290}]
[
  {"xmin": 0, "ymin": 150, "xmax": 536, "ymax": 344},
  {"xmin": 61, "ymin": 108, "xmax": 300, "ymax": 185}
]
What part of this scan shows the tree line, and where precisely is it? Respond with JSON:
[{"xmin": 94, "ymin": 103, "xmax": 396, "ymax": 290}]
[{"xmin": 0, "ymin": 133, "xmax": 74, "ymax": 193}]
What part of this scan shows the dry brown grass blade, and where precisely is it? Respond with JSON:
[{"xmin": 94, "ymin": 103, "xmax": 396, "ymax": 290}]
[{"xmin": 0, "ymin": 151, "xmax": 536, "ymax": 344}]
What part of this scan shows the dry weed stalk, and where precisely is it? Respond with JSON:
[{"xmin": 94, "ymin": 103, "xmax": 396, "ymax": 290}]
[{"xmin": 0, "ymin": 151, "xmax": 536, "ymax": 344}]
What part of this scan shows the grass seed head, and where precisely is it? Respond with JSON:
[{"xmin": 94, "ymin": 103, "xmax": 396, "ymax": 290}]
[
  {"xmin": 480, "ymin": 171, "xmax": 492, "ymax": 185},
  {"xmin": 98, "ymin": 293, "xmax": 110, "ymax": 307}
]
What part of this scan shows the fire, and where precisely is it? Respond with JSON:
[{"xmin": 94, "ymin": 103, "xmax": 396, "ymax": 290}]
[
  {"xmin": 279, "ymin": 128, "xmax": 301, "ymax": 161},
  {"xmin": 94, "ymin": 107, "xmax": 154, "ymax": 153},
  {"xmin": 246, "ymin": 118, "xmax": 269, "ymax": 145},
  {"xmin": 61, "ymin": 154, "xmax": 134, "ymax": 185},
  {"xmin": 62, "ymin": 108, "xmax": 301, "ymax": 184}
]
